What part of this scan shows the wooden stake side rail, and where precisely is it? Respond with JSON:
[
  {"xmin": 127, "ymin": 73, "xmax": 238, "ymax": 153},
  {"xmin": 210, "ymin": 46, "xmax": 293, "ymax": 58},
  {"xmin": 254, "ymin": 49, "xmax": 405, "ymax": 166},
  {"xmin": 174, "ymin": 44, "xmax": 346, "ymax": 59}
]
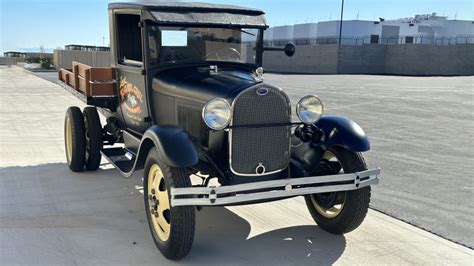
[
  {"xmin": 58, "ymin": 61, "xmax": 119, "ymax": 111},
  {"xmin": 58, "ymin": 61, "xmax": 117, "ymax": 97}
]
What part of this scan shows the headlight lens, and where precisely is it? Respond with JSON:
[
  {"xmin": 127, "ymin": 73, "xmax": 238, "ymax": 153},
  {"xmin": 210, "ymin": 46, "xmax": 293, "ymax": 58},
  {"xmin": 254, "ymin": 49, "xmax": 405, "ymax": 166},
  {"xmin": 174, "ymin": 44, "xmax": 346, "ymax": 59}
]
[
  {"xmin": 202, "ymin": 98, "xmax": 231, "ymax": 130},
  {"xmin": 296, "ymin": 95, "xmax": 324, "ymax": 124}
]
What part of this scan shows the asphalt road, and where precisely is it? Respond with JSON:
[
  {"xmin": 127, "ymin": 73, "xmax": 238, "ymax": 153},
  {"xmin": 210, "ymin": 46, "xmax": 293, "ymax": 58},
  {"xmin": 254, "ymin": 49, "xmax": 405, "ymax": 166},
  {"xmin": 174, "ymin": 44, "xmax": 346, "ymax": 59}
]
[{"xmin": 0, "ymin": 67, "xmax": 472, "ymax": 264}]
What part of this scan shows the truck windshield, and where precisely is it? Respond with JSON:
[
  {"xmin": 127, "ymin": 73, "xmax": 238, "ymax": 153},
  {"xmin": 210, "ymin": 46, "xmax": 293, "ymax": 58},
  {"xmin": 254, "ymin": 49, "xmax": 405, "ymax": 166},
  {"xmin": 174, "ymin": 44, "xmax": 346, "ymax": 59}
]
[{"xmin": 148, "ymin": 25, "xmax": 260, "ymax": 66}]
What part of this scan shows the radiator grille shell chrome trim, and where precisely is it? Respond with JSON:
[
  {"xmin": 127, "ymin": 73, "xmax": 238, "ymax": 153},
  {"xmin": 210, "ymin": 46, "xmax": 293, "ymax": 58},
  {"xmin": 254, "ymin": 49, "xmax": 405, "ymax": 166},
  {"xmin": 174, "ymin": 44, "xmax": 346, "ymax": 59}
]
[{"xmin": 228, "ymin": 84, "xmax": 292, "ymax": 176}]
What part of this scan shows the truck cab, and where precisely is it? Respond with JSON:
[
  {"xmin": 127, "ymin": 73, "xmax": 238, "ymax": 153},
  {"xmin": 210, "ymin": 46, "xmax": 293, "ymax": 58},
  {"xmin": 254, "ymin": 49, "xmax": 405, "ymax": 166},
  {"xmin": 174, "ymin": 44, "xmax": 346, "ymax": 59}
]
[{"xmin": 109, "ymin": 2, "xmax": 268, "ymax": 134}]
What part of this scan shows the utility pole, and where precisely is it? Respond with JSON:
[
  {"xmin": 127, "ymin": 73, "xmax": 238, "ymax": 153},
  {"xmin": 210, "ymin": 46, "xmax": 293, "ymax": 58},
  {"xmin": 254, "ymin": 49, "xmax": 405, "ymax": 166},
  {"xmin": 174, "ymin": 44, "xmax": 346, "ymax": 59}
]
[{"xmin": 339, "ymin": 0, "xmax": 345, "ymax": 45}]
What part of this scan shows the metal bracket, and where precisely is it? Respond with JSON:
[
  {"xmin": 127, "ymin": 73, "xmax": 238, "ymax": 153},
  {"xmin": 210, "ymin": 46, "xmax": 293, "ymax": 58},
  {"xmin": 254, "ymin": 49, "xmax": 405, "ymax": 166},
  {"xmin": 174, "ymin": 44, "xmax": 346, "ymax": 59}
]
[{"xmin": 209, "ymin": 186, "xmax": 217, "ymax": 204}]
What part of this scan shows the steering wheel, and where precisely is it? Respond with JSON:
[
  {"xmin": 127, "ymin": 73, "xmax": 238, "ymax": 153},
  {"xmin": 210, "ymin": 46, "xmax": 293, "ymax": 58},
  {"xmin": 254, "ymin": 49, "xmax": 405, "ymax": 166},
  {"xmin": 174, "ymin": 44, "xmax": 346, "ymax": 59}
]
[{"xmin": 204, "ymin": 47, "xmax": 241, "ymax": 61}]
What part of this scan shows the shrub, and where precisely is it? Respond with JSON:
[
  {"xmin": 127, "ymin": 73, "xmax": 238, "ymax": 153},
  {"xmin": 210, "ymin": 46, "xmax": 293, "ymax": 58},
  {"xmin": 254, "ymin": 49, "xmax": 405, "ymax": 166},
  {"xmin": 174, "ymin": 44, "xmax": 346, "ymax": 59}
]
[
  {"xmin": 25, "ymin": 56, "xmax": 42, "ymax": 63},
  {"xmin": 40, "ymin": 56, "xmax": 52, "ymax": 69},
  {"xmin": 25, "ymin": 55, "xmax": 53, "ymax": 69}
]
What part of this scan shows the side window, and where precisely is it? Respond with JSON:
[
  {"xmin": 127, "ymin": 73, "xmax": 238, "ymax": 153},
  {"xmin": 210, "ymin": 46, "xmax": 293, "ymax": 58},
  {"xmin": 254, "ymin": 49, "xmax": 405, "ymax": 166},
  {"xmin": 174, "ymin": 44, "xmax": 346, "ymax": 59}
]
[
  {"xmin": 116, "ymin": 14, "xmax": 143, "ymax": 67},
  {"xmin": 148, "ymin": 25, "xmax": 160, "ymax": 65}
]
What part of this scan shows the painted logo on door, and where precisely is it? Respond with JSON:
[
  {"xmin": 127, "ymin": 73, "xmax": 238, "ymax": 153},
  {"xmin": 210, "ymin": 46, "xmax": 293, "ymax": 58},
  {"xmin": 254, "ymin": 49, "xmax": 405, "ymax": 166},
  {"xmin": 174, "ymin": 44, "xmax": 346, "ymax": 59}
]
[{"xmin": 119, "ymin": 77, "xmax": 143, "ymax": 114}]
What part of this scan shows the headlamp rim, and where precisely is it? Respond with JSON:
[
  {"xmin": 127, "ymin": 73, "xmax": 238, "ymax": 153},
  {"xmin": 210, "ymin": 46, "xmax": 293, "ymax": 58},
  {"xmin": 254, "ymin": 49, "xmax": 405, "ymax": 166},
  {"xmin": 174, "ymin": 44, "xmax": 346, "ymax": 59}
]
[
  {"xmin": 296, "ymin": 94, "xmax": 324, "ymax": 124},
  {"xmin": 201, "ymin": 98, "xmax": 232, "ymax": 130}
]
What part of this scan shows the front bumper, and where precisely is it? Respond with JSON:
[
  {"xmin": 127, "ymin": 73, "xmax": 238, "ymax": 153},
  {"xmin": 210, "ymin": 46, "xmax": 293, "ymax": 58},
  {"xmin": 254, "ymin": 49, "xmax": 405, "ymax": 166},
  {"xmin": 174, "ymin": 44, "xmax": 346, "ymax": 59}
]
[{"xmin": 170, "ymin": 168, "xmax": 380, "ymax": 207}]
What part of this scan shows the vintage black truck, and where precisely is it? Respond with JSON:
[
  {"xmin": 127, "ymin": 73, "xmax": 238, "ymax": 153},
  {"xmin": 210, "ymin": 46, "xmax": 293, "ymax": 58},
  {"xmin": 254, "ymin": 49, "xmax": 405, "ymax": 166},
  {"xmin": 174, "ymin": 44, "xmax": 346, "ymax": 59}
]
[{"xmin": 58, "ymin": 2, "xmax": 380, "ymax": 260}]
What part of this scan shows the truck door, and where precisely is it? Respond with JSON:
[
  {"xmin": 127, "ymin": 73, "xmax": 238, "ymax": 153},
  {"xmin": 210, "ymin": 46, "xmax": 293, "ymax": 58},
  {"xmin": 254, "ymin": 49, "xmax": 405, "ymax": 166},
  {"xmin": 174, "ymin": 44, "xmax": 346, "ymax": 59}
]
[{"xmin": 114, "ymin": 13, "xmax": 150, "ymax": 134}]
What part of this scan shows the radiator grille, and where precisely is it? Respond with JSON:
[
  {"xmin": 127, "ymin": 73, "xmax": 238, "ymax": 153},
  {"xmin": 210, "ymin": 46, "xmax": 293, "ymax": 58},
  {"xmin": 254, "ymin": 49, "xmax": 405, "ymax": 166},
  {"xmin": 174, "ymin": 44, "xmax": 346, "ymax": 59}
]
[{"xmin": 230, "ymin": 86, "xmax": 291, "ymax": 175}]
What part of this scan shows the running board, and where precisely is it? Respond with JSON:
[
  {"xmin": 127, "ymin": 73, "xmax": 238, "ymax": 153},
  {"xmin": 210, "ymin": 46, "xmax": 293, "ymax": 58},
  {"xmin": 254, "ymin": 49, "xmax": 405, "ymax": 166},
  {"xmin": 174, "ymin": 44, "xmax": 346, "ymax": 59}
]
[
  {"xmin": 170, "ymin": 168, "xmax": 380, "ymax": 207},
  {"xmin": 101, "ymin": 147, "xmax": 136, "ymax": 176}
]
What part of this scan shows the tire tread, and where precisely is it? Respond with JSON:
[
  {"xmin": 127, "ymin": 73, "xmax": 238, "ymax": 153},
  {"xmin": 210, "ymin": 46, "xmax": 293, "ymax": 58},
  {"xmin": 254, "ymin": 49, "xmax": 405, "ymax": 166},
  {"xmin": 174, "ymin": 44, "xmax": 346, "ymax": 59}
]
[
  {"xmin": 83, "ymin": 107, "xmax": 102, "ymax": 171},
  {"xmin": 305, "ymin": 147, "xmax": 371, "ymax": 234},
  {"xmin": 65, "ymin": 107, "xmax": 86, "ymax": 172},
  {"xmin": 144, "ymin": 149, "xmax": 195, "ymax": 260}
]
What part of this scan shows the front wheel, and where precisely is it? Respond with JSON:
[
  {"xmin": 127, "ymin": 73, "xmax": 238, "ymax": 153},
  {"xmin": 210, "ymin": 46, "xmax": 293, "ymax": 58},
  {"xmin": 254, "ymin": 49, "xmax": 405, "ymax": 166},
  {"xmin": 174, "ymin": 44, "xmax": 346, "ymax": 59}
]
[
  {"xmin": 143, "ymin": 148, "xmax": 195, "ymax": 260},
  {"xmin": 305, "ymin": 147, "xmax": 371, "ymax": 234}
]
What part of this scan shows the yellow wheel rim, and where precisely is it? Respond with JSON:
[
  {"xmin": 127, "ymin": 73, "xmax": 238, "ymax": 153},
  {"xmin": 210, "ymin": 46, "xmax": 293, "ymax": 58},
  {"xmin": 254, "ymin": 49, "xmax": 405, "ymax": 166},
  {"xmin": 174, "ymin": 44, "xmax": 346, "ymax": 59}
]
[
  {"xmin": 311, "ymin": 151, "xmax": 346, "ymax": 219},
  {"xmin": 311, "ymin": 193, "xmax": 346, "ymax": 219},
  {"xmin": 65, "ymin": 116, "xmax": 73, "ymax": 162},
  {"xmin": 147, "ymin": 164, "xmax": 171, "ymax": 241}
]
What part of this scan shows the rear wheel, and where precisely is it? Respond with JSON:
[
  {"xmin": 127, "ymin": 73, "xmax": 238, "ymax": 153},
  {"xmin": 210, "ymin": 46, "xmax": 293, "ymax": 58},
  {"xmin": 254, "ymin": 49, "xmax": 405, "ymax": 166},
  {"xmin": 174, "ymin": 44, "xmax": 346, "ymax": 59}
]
[
  {"xmin": 64, "ymin": 107, "xmax": 86, "ymax": 172},
  {"xmin": 305, "ymin": 147, "xmax": 371, "ymax": 234},
  {"xmin": 144, "ymin": 148, "xmax": 195, "ymax": 260},
  {"xmin": 83, "ymin": 107, "xmax": 102, "ymax": 171}
]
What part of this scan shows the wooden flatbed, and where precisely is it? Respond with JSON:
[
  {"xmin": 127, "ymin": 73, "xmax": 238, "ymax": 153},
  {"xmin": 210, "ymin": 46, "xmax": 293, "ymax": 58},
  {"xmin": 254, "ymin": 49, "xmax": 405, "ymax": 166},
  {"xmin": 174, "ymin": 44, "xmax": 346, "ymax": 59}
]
[{"xmin": 58, "ymin": 61, "xmax": 118, "ymax": 111}]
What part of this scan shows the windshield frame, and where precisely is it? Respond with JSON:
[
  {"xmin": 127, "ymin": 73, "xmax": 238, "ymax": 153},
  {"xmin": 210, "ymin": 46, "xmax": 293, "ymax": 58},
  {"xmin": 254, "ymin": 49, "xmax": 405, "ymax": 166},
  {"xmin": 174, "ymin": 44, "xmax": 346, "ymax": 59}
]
[{"xmin": 144, "ymin": 22, "xmax": 264, "ymax": 69}]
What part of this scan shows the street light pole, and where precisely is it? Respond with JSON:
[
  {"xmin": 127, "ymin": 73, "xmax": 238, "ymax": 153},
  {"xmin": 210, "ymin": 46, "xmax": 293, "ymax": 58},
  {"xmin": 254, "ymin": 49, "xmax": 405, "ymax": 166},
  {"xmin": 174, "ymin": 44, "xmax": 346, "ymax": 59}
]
[{"xmin": 338, "ymin": 0, "xmax": 345, "ymax": 45}]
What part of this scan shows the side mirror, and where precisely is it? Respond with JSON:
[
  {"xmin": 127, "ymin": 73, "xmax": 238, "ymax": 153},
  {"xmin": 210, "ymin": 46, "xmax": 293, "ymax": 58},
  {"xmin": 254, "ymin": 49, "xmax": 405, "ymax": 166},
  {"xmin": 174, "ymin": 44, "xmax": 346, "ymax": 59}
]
[
  {"xmin": 284, "ymin": 43, "xmax": 296, "ymax": 57},
  {"xmin": 262, "ymin": 42, "xmax": 296, "ymax": 57}
]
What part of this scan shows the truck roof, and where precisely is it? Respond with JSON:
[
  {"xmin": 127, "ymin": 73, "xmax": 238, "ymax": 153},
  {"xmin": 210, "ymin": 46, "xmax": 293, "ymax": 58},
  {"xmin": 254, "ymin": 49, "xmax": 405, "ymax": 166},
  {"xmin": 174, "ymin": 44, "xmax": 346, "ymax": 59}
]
[
  {"xmin": 109, "ymin": 2, "xmax": 268, "ymax": 28},
  {"xmin": 109, "ymin": 2, "xmax": 264, "ymax": 14}
]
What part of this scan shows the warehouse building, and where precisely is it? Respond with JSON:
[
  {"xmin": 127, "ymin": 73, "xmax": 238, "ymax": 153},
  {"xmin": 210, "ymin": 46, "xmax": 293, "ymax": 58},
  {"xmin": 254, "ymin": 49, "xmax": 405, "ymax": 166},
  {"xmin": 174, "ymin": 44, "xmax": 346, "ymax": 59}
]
[
  {"xmin": 265, "ymin": 13, "xmax": 474, "ymax": 45},
  {"xmin": 65, "ymin": 44, "xmax": 110, "ymax": 52},
  {"xmin": 3, "ymin": 51, "xmax": 27, "ymax": 57}
]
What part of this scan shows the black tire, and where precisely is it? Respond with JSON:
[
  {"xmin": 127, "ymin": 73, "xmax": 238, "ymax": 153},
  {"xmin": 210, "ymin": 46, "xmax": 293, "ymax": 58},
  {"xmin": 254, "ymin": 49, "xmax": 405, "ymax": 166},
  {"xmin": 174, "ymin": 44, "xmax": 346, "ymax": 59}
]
[
  {"xmin": 83, "ymin": 107, "xmax": 102, "ymax": 171},
  {"xmin": 144, "ymin": 148, "xmax": 195, "ymax": 260},
  {"xmin": 304, "ymin": 147, "xmax": 371, "ymax": 234},
  {"xmin": 64, "ymin": 107, "xmax": 86, "ymax": 172}
]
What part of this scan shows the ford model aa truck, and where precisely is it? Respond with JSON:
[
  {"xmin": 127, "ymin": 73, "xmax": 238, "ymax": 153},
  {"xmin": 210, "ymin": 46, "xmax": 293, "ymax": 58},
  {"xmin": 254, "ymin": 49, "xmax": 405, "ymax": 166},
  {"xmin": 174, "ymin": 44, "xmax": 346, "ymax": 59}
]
[{"xmin": 58, "ymin": 2, "xmax": 380, "ymax": 260}]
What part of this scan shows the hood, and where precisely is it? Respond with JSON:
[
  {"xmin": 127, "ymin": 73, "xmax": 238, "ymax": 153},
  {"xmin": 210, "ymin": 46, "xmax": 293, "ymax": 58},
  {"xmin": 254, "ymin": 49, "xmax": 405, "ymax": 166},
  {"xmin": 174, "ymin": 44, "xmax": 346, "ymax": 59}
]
[{"xmin": 152, "ymin": 66, "xmax": 258, "ymax": 103}]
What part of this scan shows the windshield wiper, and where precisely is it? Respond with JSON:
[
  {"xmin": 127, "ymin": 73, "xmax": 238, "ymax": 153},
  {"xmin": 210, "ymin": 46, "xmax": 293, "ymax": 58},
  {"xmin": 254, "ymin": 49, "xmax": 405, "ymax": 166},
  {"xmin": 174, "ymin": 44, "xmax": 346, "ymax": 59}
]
[{"xmin": 228, "ymin": 26, "xmax": 256, "ymax": 36}]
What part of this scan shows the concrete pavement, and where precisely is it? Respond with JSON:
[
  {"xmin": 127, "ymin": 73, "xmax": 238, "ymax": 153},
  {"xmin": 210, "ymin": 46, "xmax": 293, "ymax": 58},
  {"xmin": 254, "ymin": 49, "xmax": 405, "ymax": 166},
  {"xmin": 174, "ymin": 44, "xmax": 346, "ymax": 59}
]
[
  {"xmin": 0, "ymin": 66, "xmax": 472, "ymax": 264},
  {"xmin": 266, "ymin": 74, "xmax": 474, "ymax": 248}
]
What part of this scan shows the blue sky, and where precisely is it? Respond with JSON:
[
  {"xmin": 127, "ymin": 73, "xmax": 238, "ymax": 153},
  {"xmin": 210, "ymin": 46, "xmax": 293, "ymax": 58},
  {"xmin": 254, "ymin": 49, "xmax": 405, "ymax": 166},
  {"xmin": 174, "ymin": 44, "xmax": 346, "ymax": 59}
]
[{"xmin": 0, "ymin": 0, "xmax": 472, "ymax": 53}]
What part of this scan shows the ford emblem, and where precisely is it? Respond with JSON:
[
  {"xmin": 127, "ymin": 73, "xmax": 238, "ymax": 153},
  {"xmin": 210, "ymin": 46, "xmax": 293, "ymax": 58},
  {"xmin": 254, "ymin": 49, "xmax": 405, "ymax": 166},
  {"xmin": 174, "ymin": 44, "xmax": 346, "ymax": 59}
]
[{"xmin": 257, "ymin": 88, "xmax": 268, "ymax": 96}]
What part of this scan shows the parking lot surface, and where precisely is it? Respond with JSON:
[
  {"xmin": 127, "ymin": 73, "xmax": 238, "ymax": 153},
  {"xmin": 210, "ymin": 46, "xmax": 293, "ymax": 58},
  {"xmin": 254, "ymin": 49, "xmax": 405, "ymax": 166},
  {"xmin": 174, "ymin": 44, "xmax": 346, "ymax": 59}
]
[
  {"xmin": 0, "ymin": 66, "xmax": 472, "ymax": 264},
  {"xmin": 266, "ymin": 74, "xmax": 474, "ymax": 248}
]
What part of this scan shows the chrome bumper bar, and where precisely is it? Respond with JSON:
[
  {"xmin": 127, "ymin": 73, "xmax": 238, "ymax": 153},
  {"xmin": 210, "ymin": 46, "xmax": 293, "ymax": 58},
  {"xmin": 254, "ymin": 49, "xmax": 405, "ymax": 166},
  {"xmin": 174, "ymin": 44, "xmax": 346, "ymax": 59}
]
[{"xmin": 170, "ymin": 168, "xmax": 380, "ymax": 207}]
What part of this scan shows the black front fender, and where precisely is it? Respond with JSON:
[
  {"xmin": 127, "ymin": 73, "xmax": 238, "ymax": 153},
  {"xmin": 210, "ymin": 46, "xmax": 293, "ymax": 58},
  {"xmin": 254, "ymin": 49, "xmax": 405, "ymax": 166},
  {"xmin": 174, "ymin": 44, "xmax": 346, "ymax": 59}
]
[
  {"xmin": 138, "ymin": 125, "xmax": 199, "ymax": 169},
  {"xmin": 315, "ymin": 115, "xmax": 370, "ymax": 152}
]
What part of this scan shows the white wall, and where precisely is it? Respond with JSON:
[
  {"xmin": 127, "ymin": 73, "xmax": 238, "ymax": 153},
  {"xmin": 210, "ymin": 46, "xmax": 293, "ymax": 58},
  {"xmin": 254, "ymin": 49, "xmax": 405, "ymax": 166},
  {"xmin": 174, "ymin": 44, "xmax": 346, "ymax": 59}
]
[
  {"xmin": 272, "ymin": 25, "xmax": 294, "ymax": 40},
  {"xmin": 265, "ymin": 18, "xmax": 473, "ymax": 44},
  {"xmin": 441, "ymin": 20, "xmax": 474, "ymax": 36},
  {"xmin": 316, "ymin": 21, "xmax": 339, "ymax": 37},
  {"xmin": 263, "ymin": 27, "xmax": 274, "ymax": 42},
  {"xmin": 293, "ymin": 23, "xmax": 318, "ymax": 39},
  {"xmin": 342, "ymin": 20, "xmax": 379, "ymax": 36},
  {"xmin": 315, "ymin": 20, "xmax": 379, "ymax": 37}
]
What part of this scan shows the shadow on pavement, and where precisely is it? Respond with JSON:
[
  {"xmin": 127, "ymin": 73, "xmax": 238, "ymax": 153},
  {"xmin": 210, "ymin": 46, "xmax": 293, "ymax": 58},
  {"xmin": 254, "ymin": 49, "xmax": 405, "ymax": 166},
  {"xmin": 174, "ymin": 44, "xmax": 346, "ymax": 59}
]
[
  {"xmin": 188, "ymin": 207, "xmax": 345, "ymax": 265},
  {"xmin": 0, "ymin": 163, "xmax": 345, "ymax": 265}
]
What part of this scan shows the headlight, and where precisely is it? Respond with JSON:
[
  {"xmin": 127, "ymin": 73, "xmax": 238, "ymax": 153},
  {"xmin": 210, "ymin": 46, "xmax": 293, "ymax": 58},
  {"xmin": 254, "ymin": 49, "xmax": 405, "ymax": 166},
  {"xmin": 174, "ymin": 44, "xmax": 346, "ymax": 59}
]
[
  {"xmin": 296, "ymin": 95, "xmax": 324, "ymax": 124},
  {"xmin": 202, "ymin": 98, "xmax": 231, "ymax": 130}
]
